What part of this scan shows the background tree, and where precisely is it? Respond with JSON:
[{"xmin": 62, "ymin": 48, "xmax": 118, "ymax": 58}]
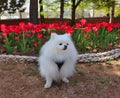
[
  {"xmin": 53, "ymin": 0, "xmax": 66, "ymax": 21},
  {"xmin": 29, "ymin": 0, "xmax": 38, "ymax": 24},
  {"xmin": 76, "ymin": 1, "xmax": 94, "ymax": 18},
  {"xmin": 0, "ymin": 0, "xmax": 8, "ymax": 19},
  {"xmin": 39, "ymin": 0, "xmax": 60, "ymax": 21},
  {"xmin": 71, "ymin": 0, "xmax": 82, "ymax": 25},
  {"xmin": 89, "ymin": 0, "xmax": 116, "ymax": 22},
  {"xmin": 59, "ymin": 0, "xmax": 70, "ymax": 21},
  {"xmin": 39, "ymin": 0, "xmax": 44, "ymax": 23},
  {"xmin": 16, "ymin": 0, "xmax": 26, "ymax": 18},
  {"xmin": 8, "ymin": 0, "xmax": 17, "ymax": 18},
  {"xmin": 60, "ymin": 0, "xmax": 64, "ymax": 21},
  {"xmin": 0, "ymin": 0, "xmax": 26, "ymax": 19},
  {"xmin": 114, "ymin": 1, "xmax": 120, "ymax": 17}
]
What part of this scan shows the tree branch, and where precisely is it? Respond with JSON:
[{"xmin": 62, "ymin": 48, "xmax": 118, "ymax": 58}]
[{"xmin": 75, "ymin": 0, "xmax": 82, "ymax": 9}]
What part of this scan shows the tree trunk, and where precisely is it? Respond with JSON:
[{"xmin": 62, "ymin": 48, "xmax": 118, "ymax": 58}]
[
  {"xmin": 71, "ymin": 0, "xmax": 76, "ymax": 25},
  {"xmin": 29, "ymin": 0, "xmax": 38, "ymax": 24},
  {"xmin": 39, "ymin": 0, "xmax": 44, "ymax": 23},
  {"xmin": 60, "ymin": 0, "xmax": 64, "ymax": 21},
  {"xmin": 109, "ymin": 4, "xmax": 115, "ymax": 23},
  {"xmin": 19, "ymin": 12, "xmax": 22, "ymax": 18},
  {"xmin": 71, "ymin": 0, "xmax": 81, "ymax": 25}
]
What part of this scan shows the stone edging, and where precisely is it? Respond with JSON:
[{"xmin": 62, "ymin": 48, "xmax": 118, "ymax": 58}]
[
  {"xmin": 0, "ymin": 48, "xmax": 120, "ymax": 63},
  {"xmin": 77, "ymin": 48, "xmax": 120, "ymax": 62}
]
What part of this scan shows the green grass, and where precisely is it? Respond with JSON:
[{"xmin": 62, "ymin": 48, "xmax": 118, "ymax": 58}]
[{"xmin": 77, "ymin": 70, "xmax": 85, "ymax": 77}]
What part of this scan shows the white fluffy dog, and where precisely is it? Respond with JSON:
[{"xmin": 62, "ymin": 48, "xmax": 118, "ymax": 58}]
[{"xmin": 38, "ymin": 33, "xmax": 78, "ymax": 88}]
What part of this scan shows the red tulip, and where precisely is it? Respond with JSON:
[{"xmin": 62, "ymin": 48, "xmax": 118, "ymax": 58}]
[
  {"xmin": 1, "ymin": 33, "xmax": 7, "ymax": 37},
  {"xmin": 61, "ymin": 23, "xmax": 67, "ymax": 30},
  {"xmin": 43, "ymin": 36, "xmax": 46, "ymax": 39},
  {"xmin": 85, "ymin": 34, "xmax": 90, "ymax": 38},
  {"xmin": 80, "ymin": 19, "xmax": 86, "ymax": 25},
  {"xmin": 65, "ymin": 26, "xmax": 74, "ymax": 34},
  {"xmin": 92, "ymin": 27, "xmax": 98, "ymax": 32},
  {"xmin": 3, "ymin": 39, "xmax": 7, "ymax": 43},
  {"xmin": 33, "ymin": 41, "xmax": 39, "ymax": 47},
  {"xmin": 14, "ymin": 36, "xmax": 19, "ymax": 40},
  {"xmin": 28, "ymin": 22, "xmax": 33, "ymax": 30},
  {"xmin": 81, "ymin": 29, "xmax": 85, "ymax": 34},
  {"xmin": 31, "ymin": 30, "xmax": 36, "ymax": 34},
  {"xmin": 85, "ymin": 27, "xmax": 91, "ymax": 32},
  {"xmin": 48, "ymin": 23, "xmax": 55, "ymax": 29},
  {"xmin": 14, "ymin": 26, "xmax": 21, "ymax": 34},
  {"xmin": 101, "ymin": 22, "xmax": 108, "ymax": 27},
  {"xmin": 26, "ymin": 33, "xmax": 31, "ymax": 37},
  {"xmin": 37, "ymin": 33, "xmax": 42, "ymax": 38},
  {"xmin": 107, "ymin": 26, "xmax": 113, "ymax": 32},
  {"xmin": 34, "ymin": 25, "xmax": 41, "ymax": 33},
  {"xmin": 75, "ymin": 23, "xmax": 82, "ymax": 28},
  {"xmin": 55, "ymin": 24, "xmax": 60, "ymax": 30},
  {"xmin": 0, "ymin": 24, "xmax": 7, "ymax": 33},
  {"xmin": 19, "ymin": 22, "xmax": 28, "ymax": 31},
  {"xmin": 19, "ymin": 22, "xmax": 25, "ymax": 30},
  {"xmin": 9, "ymin": 25, "xmax": 15, "ymax": 32},
  {"xmin": 95, "ymin": 31, "xmax": 99, "ymax": 35}
]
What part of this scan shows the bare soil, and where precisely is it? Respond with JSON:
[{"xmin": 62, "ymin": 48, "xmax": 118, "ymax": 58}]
[{"xmin": 0, "ymin": 59, "xmax": 120, "ymax": 98}]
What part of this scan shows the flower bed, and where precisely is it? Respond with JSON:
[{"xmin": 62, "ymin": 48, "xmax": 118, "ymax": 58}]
[{"xmin": 0, "ymin": 19, "xmax": 120, "ymax": 56}]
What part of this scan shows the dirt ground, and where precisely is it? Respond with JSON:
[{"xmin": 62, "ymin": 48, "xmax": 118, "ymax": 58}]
[{"xmin": 0, "ymin": 58, "xmax": 120, "ymax": 98}]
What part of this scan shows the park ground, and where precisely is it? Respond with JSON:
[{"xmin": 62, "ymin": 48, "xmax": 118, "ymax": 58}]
[{"xmin": 0, "ymin": 58, "xmax": 120, "ymax": 98}]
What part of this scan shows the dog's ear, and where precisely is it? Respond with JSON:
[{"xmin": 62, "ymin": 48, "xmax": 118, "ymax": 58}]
[
  {"xmin": 51, "ymin": 33, "xmax": 58, "ymax": 40},
  {"xmin": 65, "ymin": 33, "xmax": 71, "ymax": 39}
]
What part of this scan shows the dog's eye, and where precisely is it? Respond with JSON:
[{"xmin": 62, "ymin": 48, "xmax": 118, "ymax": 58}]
[
  {"xmin": 59, "ymin": 43, "xmax": 62, "ymax": 45},
  {"xmin": 67, "ymin": 43, "xmax": 69, "ymax": 45}
]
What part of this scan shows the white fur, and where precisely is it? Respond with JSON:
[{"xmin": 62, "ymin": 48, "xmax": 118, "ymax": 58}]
[{"xmin": 38, "ymin": 33, "xmax": 78, "ymax": 88}]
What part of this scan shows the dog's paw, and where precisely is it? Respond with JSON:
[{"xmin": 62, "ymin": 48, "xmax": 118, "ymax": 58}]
[
  {"xmin": 44, "ymin": 83, "xmax": 51, "ymax": 88},
  {"xmin": 62, "ymin": 77, "xmax": 69, "ymax": 83}
]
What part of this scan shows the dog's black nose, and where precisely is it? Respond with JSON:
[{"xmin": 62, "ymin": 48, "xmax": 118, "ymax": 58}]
[{"xmin": 63, "ymin": 45, "xmax": 67, "ymax": 50}]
